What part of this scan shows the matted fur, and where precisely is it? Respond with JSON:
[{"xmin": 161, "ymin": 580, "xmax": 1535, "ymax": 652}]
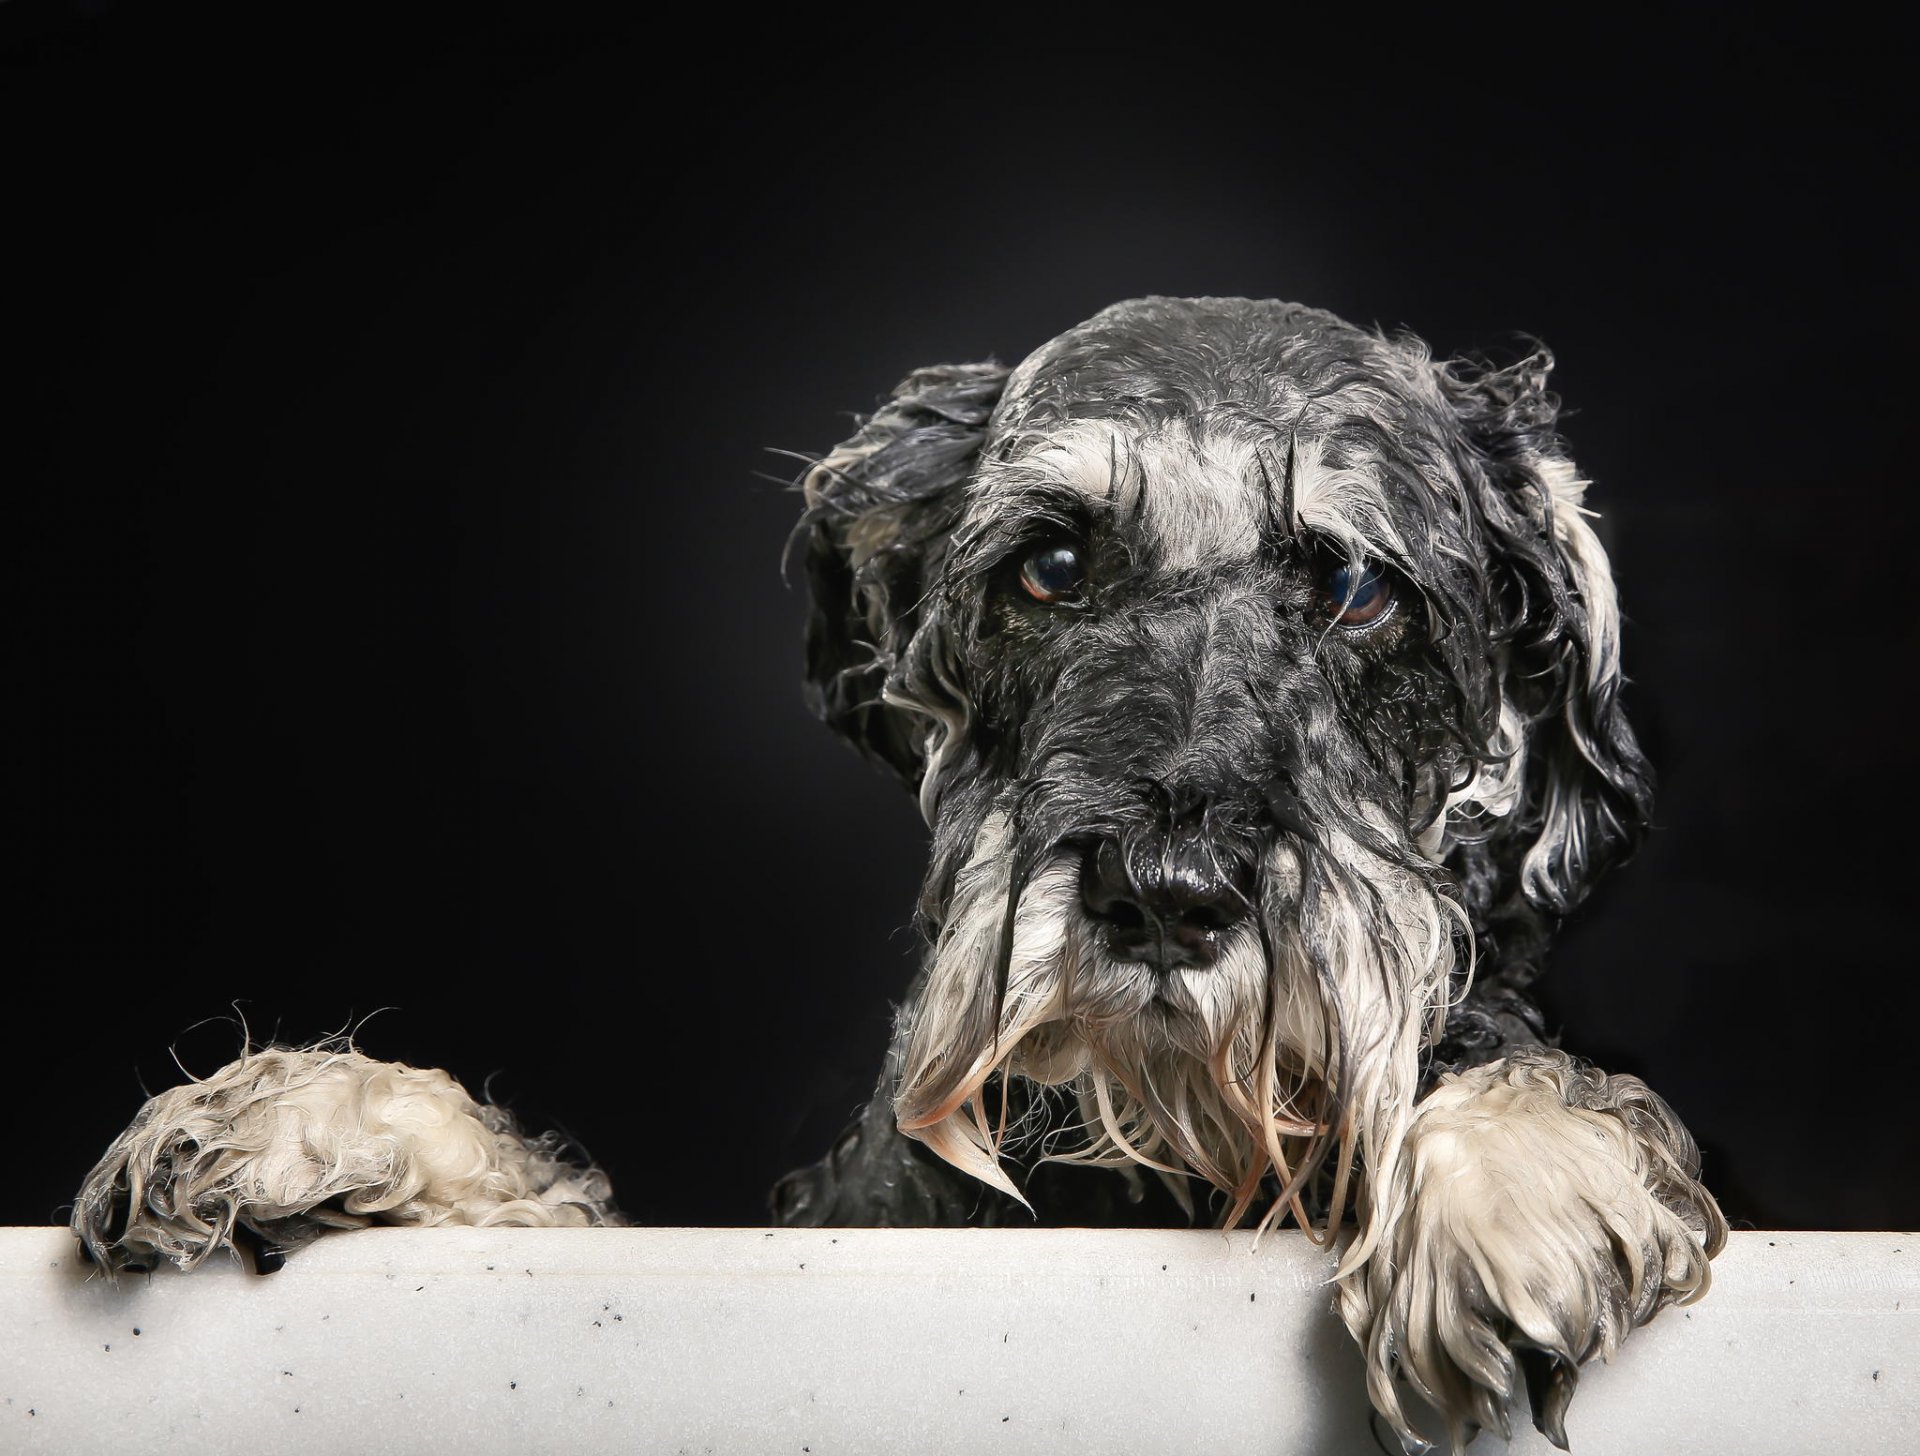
[
  {"xmin": 1344, "ymin": 1049, "xmax": 1726, "ymax": 1451},
  {"xmin": 891, "ymin": 806, "xmax": 1463, "ymax": 1245},
  {"xmin": 786, "ymin": 297, "xmax": 1724, "ymax": 1450},
  {"xmin": 74, "ymin": 297, "xmax": 1724, "ymax": 1453},
  {"xmin": 73, "ymin": 1046, "xmax": 619, "ymax": 1271}
]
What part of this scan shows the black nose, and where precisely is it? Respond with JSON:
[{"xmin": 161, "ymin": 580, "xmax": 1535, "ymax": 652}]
[{"xmin": 1079, "ymin": 834, "xmax": 1254, "ymax": 970}]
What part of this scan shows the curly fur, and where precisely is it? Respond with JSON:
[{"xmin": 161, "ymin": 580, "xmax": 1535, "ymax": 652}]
[
  {"xmin": 1344, "ymin": 1049, "xmax": 1725, "ymax": 1450},
  {"xmin": 781, "ymin": 297, "xmax": 1723, "ymax": 1450},
  {"xmin": 73, "ymin": 297, "xmax": 1723, "ymax": 1453},
  {"xmin": 73, "ymin": 1046, "xmax": 619, "ymax": 1271}
]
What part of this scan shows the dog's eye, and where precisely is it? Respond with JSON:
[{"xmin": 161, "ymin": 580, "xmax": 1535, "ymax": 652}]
[
  {"xmin": 1018, "ymin": 544, "xmax": 1085, "ymax": 604},
  {"xmin": 1323, "ymin": 561, "xmax": 1394, "ymax": 627}
]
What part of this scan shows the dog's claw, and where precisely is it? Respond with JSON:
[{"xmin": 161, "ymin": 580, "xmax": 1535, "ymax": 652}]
[
  {"xmin": 1368, "ymin": 1408, "xmax": 1432, "ymax": 1456},
  {"xmin": 233, "ymin": 1223, "xmax": 287, "ymax": 1275},
  {"xmin": 1520, "ymin": 1347, "xmax": 1576, "ymax": 1450}
]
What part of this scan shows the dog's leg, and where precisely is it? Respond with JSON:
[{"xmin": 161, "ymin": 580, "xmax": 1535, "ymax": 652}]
[
  {"xmin": 1339, "ymin": 1046, "xmax": 1725, "ymax": 1454},
  {"xmin": 73, "ymin": 1046, "xmax": 620, "ymax": 1273}
]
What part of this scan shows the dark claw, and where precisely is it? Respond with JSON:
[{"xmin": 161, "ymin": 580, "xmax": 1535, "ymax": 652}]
[
  {"xmin": 1367, "ymin": 1409, "xmax": 1432, "ymax": 1455},
  {"xmin": 1518, "ymin": 1346, "xmax": 1576, "ymax": 1450},
  {"xmin": 233, "ymin": 1223, "xmax": 287, "ymax": 1275}
]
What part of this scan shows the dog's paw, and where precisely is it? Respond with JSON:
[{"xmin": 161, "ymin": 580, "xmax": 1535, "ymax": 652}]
[
  {"xmin": 72, "ymin": 1047, "xmax": 620, "ymax": 1274},
  {"xmin": 1341, "ymin": 1049, "xmax": 1725, "ymax": 1453}
]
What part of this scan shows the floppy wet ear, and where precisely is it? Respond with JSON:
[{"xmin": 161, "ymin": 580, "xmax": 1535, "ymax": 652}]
[
  {"xmin": 800, "ymin": 362, "xmax": 1009, "ymax": 785},
  {"xmin": 1438, "ymin": 349, "xmax": 1655, "ymax": 919}
]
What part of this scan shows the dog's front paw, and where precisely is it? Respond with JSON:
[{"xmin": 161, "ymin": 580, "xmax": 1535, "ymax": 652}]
[
  {"xmin": 1341, "ymin": 1049, "xmax": 1725, "ymax": 1453},
  {"xmin": 73, "ymin": 1047, "xmax": 619, "ymax": 1274}
]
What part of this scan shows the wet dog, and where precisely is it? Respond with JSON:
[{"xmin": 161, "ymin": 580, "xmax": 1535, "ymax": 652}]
[{"xmin": 74, "ymin": 297, "xmax": 1724, "ymax": 1452}]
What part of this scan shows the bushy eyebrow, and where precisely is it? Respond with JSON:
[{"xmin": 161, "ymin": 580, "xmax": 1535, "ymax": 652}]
[{"xmin": 951, "ymin": 480, "xmax": 1105, "ymax": 574}]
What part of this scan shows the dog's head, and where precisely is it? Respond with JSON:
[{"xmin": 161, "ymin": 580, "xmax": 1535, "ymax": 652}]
[{"xmin": 799, "ymin": 297, "xmax": 1650, "ymax": 1228}]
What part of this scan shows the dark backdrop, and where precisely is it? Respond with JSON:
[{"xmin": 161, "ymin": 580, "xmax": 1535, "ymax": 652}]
[{"xmin": 8, "ymin": 12, "xmax": 1913, "ymax": 1231}]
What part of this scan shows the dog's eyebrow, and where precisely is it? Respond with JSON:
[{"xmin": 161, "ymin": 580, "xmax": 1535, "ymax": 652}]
[
  {"xmin": 1319, "ymin": 415, "xmax": 1453, "ymax": 499},
  {"xmin": 1284, "ymin": 434, "xmax": 1300, "ymax": 528},
  {"xmin": 943, "ymin": 480, "xmax": 1107, "ymax": 590},
  {"xmin": 1099, "ymin": 433, "xmax": 1150, "ymax": 526},
  {"xmin": 966, "ymin": 479, "xmax": 1105, "ymax": 553},
  {"xmin": 1256, "ymin": 444, "xmax": 1300, "ymax": 546}
]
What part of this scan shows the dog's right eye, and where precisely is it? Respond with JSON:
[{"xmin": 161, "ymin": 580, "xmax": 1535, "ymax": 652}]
[{"xmin": 1018, "ymin": 544, "xmax": 1086, "ymax": 605}]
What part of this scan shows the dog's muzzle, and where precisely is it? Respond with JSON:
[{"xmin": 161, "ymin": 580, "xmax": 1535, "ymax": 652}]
[{"xmin": 1078, "ymin": 825, "xmax": 1257, "ymax": 972}]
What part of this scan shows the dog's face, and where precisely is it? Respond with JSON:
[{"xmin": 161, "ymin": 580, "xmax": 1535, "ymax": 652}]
[{"xmin": 801, "ymin": 298, "xmax": 1650, "ymax": 1225}]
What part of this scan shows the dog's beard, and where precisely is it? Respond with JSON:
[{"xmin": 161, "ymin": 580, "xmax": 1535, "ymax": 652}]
[{"xmin": 894, "ymin": 805, "xmax": 1466, "ymax": 1251}]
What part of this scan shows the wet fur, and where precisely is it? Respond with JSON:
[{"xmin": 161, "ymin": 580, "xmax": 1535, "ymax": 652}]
[
  {"xmin": 73, "ymin": 298, "xmax": 1723, "ymax": 1453},
  {"xmin": 777, "ymin": 298, "xmax": 1724, "ymax": 1450},
  {"xmin": 73, "ymin": 1046, "xmax": 620, "ymax": 1272}
]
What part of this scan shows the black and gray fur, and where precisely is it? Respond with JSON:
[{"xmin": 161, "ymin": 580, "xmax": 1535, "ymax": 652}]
[
  {"xmin": 774, "ymin": 298, "xmax": 1724, "ymax": 1451},
  {"xmin": 71, "ymin": 297, "xmax": 1723, "ymax": 1455}
]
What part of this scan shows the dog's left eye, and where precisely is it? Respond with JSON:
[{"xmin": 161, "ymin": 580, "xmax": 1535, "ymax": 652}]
[
  {"xmin": 1323, "ymin": 561, "xmax": 1394, "ymax": 627},
  {"xmin": 1018, "ymin": 544, "xmax": 1086, "ymax": 604}
]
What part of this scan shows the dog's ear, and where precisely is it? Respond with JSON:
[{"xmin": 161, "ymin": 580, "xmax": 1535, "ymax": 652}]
[
  {"xmin": 800, "ymin": 362, "xmax": 1009, "ymax": 785},
  {"xmin": 1437, "ymin": 349, "xmax": 1655, "ymax": 921}
]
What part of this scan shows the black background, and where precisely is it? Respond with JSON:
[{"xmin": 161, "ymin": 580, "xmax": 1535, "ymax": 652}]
[{"xmin": 8, "ymin": 11, "xmax": 1914, "ymax": 1232}]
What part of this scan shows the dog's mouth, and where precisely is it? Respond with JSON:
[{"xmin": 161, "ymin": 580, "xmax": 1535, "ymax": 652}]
[
  {"xmin": 1053, "ymin": 907, "xmax": 1271, "ymax": 1037},
  {"xmin": 894, "ymin": 805, "xmax": 1458, "ymax": 1233}
]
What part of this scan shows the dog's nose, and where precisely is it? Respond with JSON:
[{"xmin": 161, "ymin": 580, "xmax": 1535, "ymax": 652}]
[{"xmin": 1079, "ymin": 835, "xmax": 1254, "ymax": 971}]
